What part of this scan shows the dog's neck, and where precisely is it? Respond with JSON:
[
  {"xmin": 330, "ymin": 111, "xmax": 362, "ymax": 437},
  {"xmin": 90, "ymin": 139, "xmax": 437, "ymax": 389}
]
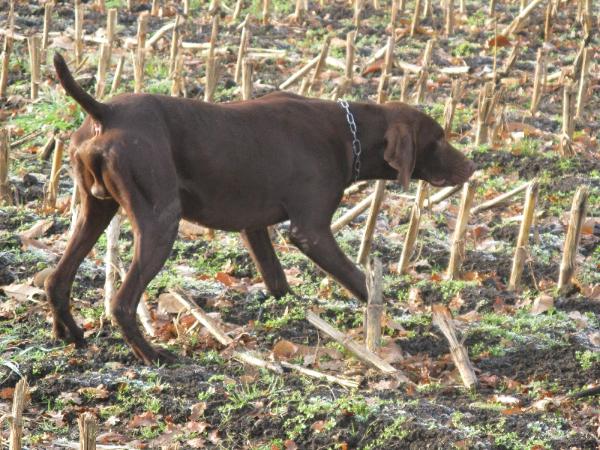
[{"xmin": 342, "ymin": 102, "xmax": 398, "ymax": 185}]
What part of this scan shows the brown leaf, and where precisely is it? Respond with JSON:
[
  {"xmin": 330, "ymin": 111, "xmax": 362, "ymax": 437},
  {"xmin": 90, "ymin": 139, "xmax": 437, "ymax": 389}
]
[
  {"xmin": 531, "ymin": 294, "xmax": 553, "ymax": 315},
  {"xmin": 186, "ymin": 421, "xmax": 209, "ymax": 433},
  {"xmin": 284, "ymin": 440, "xmax": 298, "ymax": 450},
  {"xmin": 189, "ymin": 401, "xmax": 207, "ymax": 421},
  {"xmin": 486, "ymin": 35, "xmax": 511, "ymax": 48},
  {"xmin": 129, "ymin": 411, "xmax": 158, "ymax": 428},
  {"xmin": 78, "ymin": 385, "xmax": 110, "ymax": 400},
  {"xmin": 97, "ymin": 432, "xmax": 127, "ymax": 444},
  {"xmin": 311, "ymin": 420, "xmax": 326, "ymax": 433},
  {"xmin": 1, "ymin": 283, "xmax": 45, "ymax": 302},
  {"xmin": 272, "ymin": 339, "xmax": 300, "ymax": 359},
  {"xmin": 215, "ymin": 272, "xmax": 239, "ymax": 287},
  {"xmin": 0, "ymin": 387, "xmax": 15, "ymax": 400}
]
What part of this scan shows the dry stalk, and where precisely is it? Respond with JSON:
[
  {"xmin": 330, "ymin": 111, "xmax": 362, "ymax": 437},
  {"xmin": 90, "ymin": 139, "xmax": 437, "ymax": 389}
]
[
  {"xmin": 232, "ymin": 0, "xmax": 243, "ymax": 22},
  {"xmin": 169, "ymin": 15, "xmax": 182, "ymax": 77},
  {"xmin": 151, "ymin": 0, "xmax": 160, "ymax": 16},
  {"xmin": 127, "ymin": 0, "xmax": 132, "ymax": 12},
  {"xmin": 432, "ymin": 305, "xmax": 477, "ymax": 390},
  {"xmin": 558, "ymin": 80, "xmax": 575, "ymax": 157},
  {"xmin": 262, "ymin": 0, "xmax": 270, "ymax": 25},
  {"xmin": 342, "ymin": 30, "xmax": 356, "ymax": 96},
  {"xmin": 293, "ymin": 0, "xmax": 305, "ymax": 23},
  {"xmin": 398, "ymin": 0, "xmax": 406, "ymax": 14},
  {"xmin": 331, "ymin": 193, "xmax": 375, "ymax": 234},
  {"xmin": 582, "ymin": 0, "xmax": 592, "ymax": 37},
  {"xmin": 413, "ymin": 69, "xmax": 428, "ymax": 104},
  {"xmin": 137, "ymin": 11, "xmax": 150, "ymax": 50},
  {"xmin": 96, "ymin": 0, "xmax": 106, "ymax": 13},
  {"xmin": 27, "ymin": 35, "xmax": 41, "ymax": 100},
  {"xmin": 78, "ymin": 412, "xmax": 97, "ymax": 450},
  {"xmin": 39, "ymin": 132, "xmax": 55, "ymax": 161},
  {"xmin": 575, "ymin": 47, "xmax": 590, "ymax": 121},
  {"xmin": 75, "ymin": 1, "xmax": 84, "ymax": 66},
  {"xmin": 0, "ymin": 128, "xmax": 10, "ymax": 204},
  {"xmin": 171, "ymin": 291, "xmax": 283, "ymax": 373},
  {"xmin": 471, "ymin": 182, "xmax": 528, "ymax": 214},
  {"xmin": 42, "ymin": 2, "xmax": 52, "ymax": 51},
  {"xmin": 109, "ymin": 54, "xmax": 125, "ymax": 95},
  {"xmin": 475, "ymin": 82, "xmax": 494, "ymax": 145},
  {"xmin": 234, "ymin": 25, "xmax": 249, "ymax": 83},
  {"xmin": 279, "ymin": 56, "xmax": 319, "ymax": 90},
  {"xmin": 354, "ymin": 0, "xmax": 365, "ymax": 26},
  {"xmin": 423, "ymin": 184, "xmax": 462, "ymax": 208},
  {"xmin": 530, "ymin": 48, "xmax": 546, "ymax": 115},
  {"xmin": 209, "ymin": 0, "xmax": 220, "ymax": 15},
  {"xmin": 308, "ymin": 36, "xmax": 332, "ymax": 94},
  {"xmin": 183, "ymin": 0, "xmax": 190, "ymax": 15},
  {"xmin": 446, "ymin": 181, "xmax": 476, "ymax": 280},
  {"xmin": 443, "ymin": 79, "xmax": 462, "ymax": 138},
  {"xmin": 104, "ymin": 214, "xmax": 122, "ymax": 320},
  {"xmin": 0, "ymin": 34, "xmax": 13, "ymax": 98},
  {"xmin": 132, "ymin": 48, "xmax": 145, "ymax": 93},
  {"xmin": 357, "ymin": 181, "xmax": 387, "ymax": 265},
  {"xmin": 46, "ymin": 136, "xmax": 64, "ymax": 210},
  {"xmin": 171, "ymin": 53, "xmax": 184, "ymax": 96},
  {"xmin": 280, "ymin": 361, "xmax": 360, "ymax": 388},
  {"xmin": 365, "ymin": 257, "xmax": 383, "ymax": 352},
  {"xmin": 410, "ymin": 0, "xmax": 422, "ymax": 36},
  {"xmin": 543, "ymin": 2, "xmax": 553, "ymax": 43},
  {"xmin": 571, "ymin": 39, "xmax": 586, "ymax": 83},
  {"xmin": 503, "ymin": 0, "xmax": 547, "ymax": 35},
  {"xmin": 488, "ymin": 0, "xmax": 496, "ymax": 16},
  {"xmin": 400, "ymin": 75, "xmax": 410, "ymax": 103},
  {"xmin": 306, "ymin": 310, "xmax": 398, "ymax": 375},
  {"xmin": 508, "ymin": 179, "xmax": 539, "ymax": 291},
  {"xmin": 106, "ymin": 8, "xmax": 118, "ymax": 61},
  {"xmin": 208, "ymin": 14, "xmax": 219, "ymax": 62},
  {"xmin": 558, "ymin": 186, "xmax": 589, "ymax": 293},
  {"xmin": 459, "ymin": 0, "xmax": 465, "ymax": 14},
  {"xmin": 391, "ymin": 0, "xmax": 399, "ymax": 30},
  {"xmin": 500, "ymin": 45, "xmax": 519, "ymax": 76},
  {"xmin": 242, "ymin": 58, "xmax": 253, "ymax": 100},
  {"xmin": 95, "ymin": 42, "xmax": 110, "ymax": 99},
  {"xmin": 9, "ymin": 378, "xmax": 29, "ymax": 450},
  {"xmin": 204, "ymin": 56, "xmax": 220, "ymax": 102},
  {"xmin": 398, "ymin": 180, "xmax": 428, "ymax": 274},
  {"xmin": 445, "ymin": 0, "xmax": 455, "ymax": 35}
]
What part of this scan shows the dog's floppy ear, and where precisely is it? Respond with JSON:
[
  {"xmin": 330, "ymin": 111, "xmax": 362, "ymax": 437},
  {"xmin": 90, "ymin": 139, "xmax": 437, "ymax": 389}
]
[{"xmin": 383, "ymin": 123, "xmax": 416, "ymax": 191}]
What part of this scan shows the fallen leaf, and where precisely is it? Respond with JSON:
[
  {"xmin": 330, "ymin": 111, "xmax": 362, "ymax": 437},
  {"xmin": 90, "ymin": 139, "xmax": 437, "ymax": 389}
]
[
  {"xmin": 567, "ymin": 311, "xmax": 589, "ymax": 329},
  {"xmin": 0, "ymin": 387, "xmax": 15, "ymax": 400},
  {"xmin": 284, "ymin": 440, "xmax": 298, "ymax": 450},
  {"xmin": 189, "ymin": 401, "xmax": 207, "ymax": 420},
  {"xmin": 311, "ymin": 420, "xmax": 326, "ymax": 432},
  {"xmin": 186, "ymin": 421, "xmax": 209, "ymax": 433},
  {"xmin": 1, "ymin": 283, "xmax": 45, "ymax": 302},
  {"xmin": 215, "ymin": 271, "xmax": 239, "ymax": 287},
  {"xmin": 78, "ymin": 385, "xmax": 110, "ymax": 400},
  {"xmin": 97, "ymin": 432, "xmax": 127, "ymax": 444},
  {"xmin": 18, "ymin": 219, "xmax": 53, "ymax": 241},
  {"xmin": 129, "ymin": 411, "xmax": 158, "ymax": 428},
  {"xmin": 272, "ymin": 339, "xmax": 300, "ymax": 359},
  {"xmin": 486, "ymin": 35, "xmax": 511, "ymax": 48},
  {"xmin": 531, "ymin": 294, "xmax": 553, "ymax": 315},
  {"xmin": 589, "ymin": 332, "xmax": 600, "ymax": 347}
]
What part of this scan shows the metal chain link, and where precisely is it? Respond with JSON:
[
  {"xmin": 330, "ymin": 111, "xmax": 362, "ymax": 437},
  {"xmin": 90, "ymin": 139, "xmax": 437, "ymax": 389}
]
[{"xmin": 337, "ymin": 99, "xmax": 362, "ymax": 182}]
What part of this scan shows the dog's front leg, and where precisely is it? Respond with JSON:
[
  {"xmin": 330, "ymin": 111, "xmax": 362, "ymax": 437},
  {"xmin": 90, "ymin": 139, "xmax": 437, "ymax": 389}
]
[
  {"xmin": 241, "ymin": 228, "xmax": 290, "ymax": 298},
  {"xmin": 45, "ymin": 195, "xmax": 118, "ymax": 345}
]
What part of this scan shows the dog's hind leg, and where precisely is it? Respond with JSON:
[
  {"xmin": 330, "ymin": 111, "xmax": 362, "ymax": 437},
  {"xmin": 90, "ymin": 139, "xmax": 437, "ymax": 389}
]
[
  {"xmin": 110, "ymin": 195, "xmax": 181, "ymax": 364},
  {"xmin": 241, "ymin": 228, "xmax": 290, "ymax": 298},
  {"xmin": 45, "ymin": 194, "xmax": 118, "ymax": 345}
]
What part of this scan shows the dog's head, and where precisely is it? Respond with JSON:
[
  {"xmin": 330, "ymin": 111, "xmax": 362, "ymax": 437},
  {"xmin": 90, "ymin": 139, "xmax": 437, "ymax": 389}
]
[{"xmin": 383, "ymin": 104, "xmax": 475, "ymax": 190}]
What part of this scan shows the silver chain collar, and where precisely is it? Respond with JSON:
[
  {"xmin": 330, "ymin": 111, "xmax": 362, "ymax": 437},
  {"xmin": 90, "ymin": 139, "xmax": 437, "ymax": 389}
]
[{"xmin": 337, "ymin": 99, "xmax": 362, "ymax": 182}]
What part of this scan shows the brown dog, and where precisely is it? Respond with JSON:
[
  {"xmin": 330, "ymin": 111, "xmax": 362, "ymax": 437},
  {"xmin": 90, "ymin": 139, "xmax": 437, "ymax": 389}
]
[{"xmin": 46, "ymin": 53, "xmax": 475, "ymax": 364}]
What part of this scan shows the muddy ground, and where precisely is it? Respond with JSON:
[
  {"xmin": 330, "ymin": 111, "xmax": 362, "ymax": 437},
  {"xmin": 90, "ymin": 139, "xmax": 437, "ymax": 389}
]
[{"xmin": 0, "ymin": 0, "xmax": 599, "ymax": 449}]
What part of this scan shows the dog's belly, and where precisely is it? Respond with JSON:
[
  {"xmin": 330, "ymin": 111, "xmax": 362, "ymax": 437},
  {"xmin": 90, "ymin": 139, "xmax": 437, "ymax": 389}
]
[{"xmin": 178, "ymin": 188, "xmax": 288, "ymax": 231}]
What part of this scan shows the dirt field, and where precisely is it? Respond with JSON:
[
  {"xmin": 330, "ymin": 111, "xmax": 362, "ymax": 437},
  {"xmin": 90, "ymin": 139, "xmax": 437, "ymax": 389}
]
[{"xmin": 0, "ymin": 1, "xmax": 599, "ymax": 449}]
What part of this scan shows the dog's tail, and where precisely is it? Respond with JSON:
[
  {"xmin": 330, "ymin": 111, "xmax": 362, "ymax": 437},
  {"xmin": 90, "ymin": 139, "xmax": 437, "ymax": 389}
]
[{"xmin": 53, "ymin": 52, "xmax": 108, "ymax": 123}]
